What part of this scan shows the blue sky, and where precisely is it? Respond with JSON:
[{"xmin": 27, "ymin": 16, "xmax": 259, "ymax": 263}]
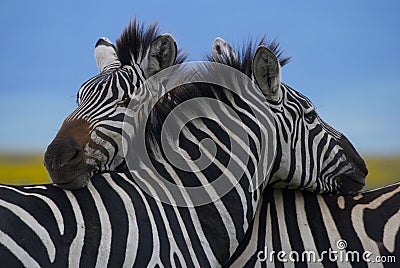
[{"xmin": 0, "ymin": 0, "xmax": 399, "ymax": 155}]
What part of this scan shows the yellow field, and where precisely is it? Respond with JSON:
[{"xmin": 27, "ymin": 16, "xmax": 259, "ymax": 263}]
[
  {"xmin": 363, "ymin": 156, "xmax": 400, "ymax": 189},
  {"xmin": 0, "ymin": 154, "xmax": 51, "ymax": 185},
  {"xmin": 0, "ymin": 154, "xmax": 399, "ymax": 189}
]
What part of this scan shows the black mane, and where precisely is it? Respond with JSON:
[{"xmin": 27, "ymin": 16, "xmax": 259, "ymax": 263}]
[
  {"xmin": 208, "ymin": 37, "xmax": 291, "ymax": 77},
  {"xmin": 116, "ymin": 18, "xmax": 187, "ymax": 66},
  {"xmin": 148, "ymin": 36, "xmax": 292, "ymax": 133},
  {"xmin": 146, "ymin": 36, "xmax": 290, "ymax": 159}
]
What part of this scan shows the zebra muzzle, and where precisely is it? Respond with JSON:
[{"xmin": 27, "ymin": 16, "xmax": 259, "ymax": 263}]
[
  {"xmin": 44, "ymin": 137, "xmax": 90, "ymax": 189},
  {"xmin": 44, "ymin": 138, "xmax": 82, "ymax": 169},
  {"xmin": 43, "ymin": 118, "xmax": 94, "ymax": 189}
]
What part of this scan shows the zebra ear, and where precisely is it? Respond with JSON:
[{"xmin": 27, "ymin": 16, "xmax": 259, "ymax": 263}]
[
  {"xmin": 142, "ymin": 34, "xmax": 177, "ymax": 78},
  {"xmin": 211, "ymin": 37, "xmax": 238, "ymax": 61},
  {"xmin": 253, "ymin": 46, "xmax": 281, "ymax": 97},
  {"xmin": 94, "ymin": 37, "xmax": 121, "ymax": 73}
]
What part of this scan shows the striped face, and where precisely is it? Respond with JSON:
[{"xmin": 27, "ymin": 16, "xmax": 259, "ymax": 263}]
[
  {"xmin": 44, "ymin": 34, "xmax": 177, "ymax": 189},
  {"xmin": 211, "ymin": 38, "xmax": 367, "ymax": 194},
  {"xmin": 252, "ymin": 46, "xmax": 368, "ymax": 194},
  {"xmin": 266, "ymin": 83, "xmax": 368, "ymax": 194}
]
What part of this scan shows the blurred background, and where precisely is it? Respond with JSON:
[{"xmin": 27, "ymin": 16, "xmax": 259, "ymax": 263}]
[{"xmin": 0, "ymin": 0, "xmax": 399, "ymax": 189}]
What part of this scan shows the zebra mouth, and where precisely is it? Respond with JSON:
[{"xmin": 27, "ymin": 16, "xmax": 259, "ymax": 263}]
[
  {"xmin": 46, "ymin": 166, "xmax": 96, "ymax": 190},
  {"xmin": 337, "ymin": 169, "xmax": 366, "ymax": 195}
]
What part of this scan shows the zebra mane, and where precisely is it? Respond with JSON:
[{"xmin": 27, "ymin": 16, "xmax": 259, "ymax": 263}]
[
  {"xmin": 208, "ymin": 37, "xmax": 291, "ymax": 77},
  {"xmin": 116, "ymin": 18, "xmax": 187, "ymax": 66},
  {"xmin": 146, "ymin": 37, "xmax": 290, "ymax": 155}
]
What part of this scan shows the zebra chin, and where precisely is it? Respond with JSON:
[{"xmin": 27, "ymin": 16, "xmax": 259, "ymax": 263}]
[
  {"xmin": 335, "ymin": 135, "xmax": 368, "ymax": 195},
  {"xmin": 45, "ymin": 167, "xmax": 95, "ymax": 190},
  {"xmin": 336, "ymin": 172, "xmax": 366, "ymax": 196}
]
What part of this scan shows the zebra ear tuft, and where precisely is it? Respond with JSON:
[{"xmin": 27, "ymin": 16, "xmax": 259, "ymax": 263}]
[
  {"xmin": 94, "ymin": 37, "xmax": 121, "ymax": 73},
  {"xmin": 211, "ymin": 37, "xmax": 238, "ymax": 61},
  {"xmin": 253, "ymin": 45, "xmax": 281, "ymax": 97},
  {"xmin": 142, "ymin": 34, "xmax": 177, "ymax": 78}
]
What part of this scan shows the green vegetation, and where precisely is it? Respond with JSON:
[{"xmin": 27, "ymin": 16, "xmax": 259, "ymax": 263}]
[{"xmin": 0, "ymin": 154, "xmax": 399, "ymax": 189}]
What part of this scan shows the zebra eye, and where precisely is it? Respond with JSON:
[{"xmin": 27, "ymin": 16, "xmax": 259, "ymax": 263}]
[
  {"xmin": 304, "ymin": 110, "xmax": 317, "ymax": 123},
  {"xmin": 117, "ymin": 97, "xmax": 131, "ymax": 108}
]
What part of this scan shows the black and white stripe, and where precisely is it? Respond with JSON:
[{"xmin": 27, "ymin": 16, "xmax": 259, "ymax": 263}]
[
  {"xmin": 0, "ymin": 171, "xmax": 245, "ymax": 266},
  {"xmin": 210, "ymin": 37, "xmax": 368, "ymax": 195},
  {"xmin": 44, "ymin": 19, "xmax": 183, "ymax": 189},
  {"xmin": 227, "ymin": 182, "xmax": 400, "ymax": 267},
  {"xmin": 22, "ymin": 21, "xmax": 271, "ymax": 267},
  {"xmin": 5, "ymin": 22, "xmax": 372, "ymax": 267},
  {"xmin": 2, "ymin": 173, "xmax": 398, "ymax": 267}
]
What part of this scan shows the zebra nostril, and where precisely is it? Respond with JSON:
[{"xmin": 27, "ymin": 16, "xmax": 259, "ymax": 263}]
[
  {"xmin": 62, "ymin": 145, "xmax": 83, "ymax": 167},
  {"xmin": 44, "ymin": 139, "xmax": 84, "ymax": 170},
  {"xmin": 339, "ymin": 135, "xmax": 368, "ymax": 177}
]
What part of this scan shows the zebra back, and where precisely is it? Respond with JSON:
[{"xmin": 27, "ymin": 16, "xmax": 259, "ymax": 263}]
[
  {"xmin": 227, "ymin": 182, "xmax": 400, "ymax": 267},
  {"xmin": 0, "ymin": 171, "xmax": 248, "ymax": 266}
]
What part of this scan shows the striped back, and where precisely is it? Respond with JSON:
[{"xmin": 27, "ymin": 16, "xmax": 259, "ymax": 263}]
[{"xmin": 227, "ymin": 182, "xmax": 400, "ymax": 267}]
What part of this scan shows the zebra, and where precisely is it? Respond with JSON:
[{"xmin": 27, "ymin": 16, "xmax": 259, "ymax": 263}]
[
  {"xmin": 3, "ymin": 172, "xmax": 395, "ymax": 267},
  {"xmin": 41, "ymin": 19, "xmax": 367, "ymax": 264},
  {"xmin": 226, "ymin": 182, "xmax": 400, "ymax": 267},
  {"xmin": 39, "ymin": 19, "xmax": 367, "ymax": 263},
  {"xmin": 1, "ymin": 20, "xmax": 271, "ymax": 266},
  {"xmin": 43, "ymin": 26, "xmax": 366, "ymax": 197},
  {"xmin": 1, "ymin": 20, "xmax": 367, "ymax": 266},
  {"xmin": 43, "ymin": 19, "xmax": 184, "ymax": 190},
  {"xmin": 210, "ymin": 36, "xmax": 391, "ymax": 267},
  {"xmin": 0, "ymin": 171, "xmax": 248, "ymax": 267},
  {"xmin": 210, "ymin": 37, "xmax": 368, "ymax": 195},
  {"xmin": 39, "ymin": 19, "xmax": 271, "ymax": 264}
]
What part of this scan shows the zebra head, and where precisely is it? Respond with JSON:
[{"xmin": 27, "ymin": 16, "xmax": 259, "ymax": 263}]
[
  {"xmin": 212, "ymin": 38, "xmax": 368, "ymax": 195},
  {"xmin": 44, "ymin": 20, "xmax": 179, "ymax": 189}
]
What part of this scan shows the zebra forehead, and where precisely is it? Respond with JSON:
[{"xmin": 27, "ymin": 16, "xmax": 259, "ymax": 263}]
[
  {"xmin": 284, "ymin": 84, "xmax": 314, "ymax": 107},
  {"xmin": 77, "ymin": 67, "xmax": 133, "ymax": 100},
  {"xmin": 76, "ymin": 72, "xmax": 112, "ymax": 102},
  {"xmin": 207, "ymin": 36, "xmax": 291, "ymax": 77}
]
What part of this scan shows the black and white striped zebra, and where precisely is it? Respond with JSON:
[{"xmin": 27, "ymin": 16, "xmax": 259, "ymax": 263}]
[
  {"xmin": 2, "ymin": 20, "xmax": 368, "ymax": 266},
  {"xmin": 43, "ymin": 19, "xmax": 185, "ymax": 190},
  {"xmin": 2, "ymin": 20, "xmax": 267, "ymax": 266},
  {"xmin": 226, "ymin": 182, "xmax": 400, "ymax": 267},
  {"xmin": 0, "ymin": 171, "xmax": 246, "ymax": 267},
  {"xmin": 1, "ymin": 128, "xmax": 397, "ymax": 268},
  {"xmin": 40, "ymin": 20, "xmax": 273, "ymax": 264},
  {"xmin": 205, "ymin": 38, "xmax": 381, "ymax": 267},
  {"xmin": 44, "ymin": 21, "xmax": 366, "ymax": 197},
  {"xmin": 2, "ymin": 172, "xmax": 398, "ymax": 267},
  {"xmin": 210, "ymin": 37, "xmax": 368, "ymax": 195}
]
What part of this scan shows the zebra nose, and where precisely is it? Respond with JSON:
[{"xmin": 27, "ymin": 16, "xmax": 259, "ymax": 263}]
[
  {"xmin": 339, "ymin": 135, "xmax": 368, "ymax": 176},
  {"xmin": 44, "ymin": 138, "xmax": 84, "ymax": 171}
]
